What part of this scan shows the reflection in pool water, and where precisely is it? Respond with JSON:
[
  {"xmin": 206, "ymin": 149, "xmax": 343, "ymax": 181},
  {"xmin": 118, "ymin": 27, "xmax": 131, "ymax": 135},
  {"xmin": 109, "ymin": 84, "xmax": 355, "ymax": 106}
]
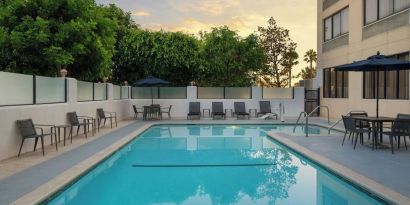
[{"xmin": 46, "ymin": 125, "xmax": 383, "ymax": 205}]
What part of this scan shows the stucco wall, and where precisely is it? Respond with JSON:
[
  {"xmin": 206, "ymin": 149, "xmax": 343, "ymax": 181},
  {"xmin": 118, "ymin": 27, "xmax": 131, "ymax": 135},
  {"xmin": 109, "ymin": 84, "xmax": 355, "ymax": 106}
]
[
  {"xmin": 317, "ymin": 0, "xmax": 410, "ymax": 119},
  {"xmin": 0, "ymin": 78, "xmax": 304, "ymax": 160}
]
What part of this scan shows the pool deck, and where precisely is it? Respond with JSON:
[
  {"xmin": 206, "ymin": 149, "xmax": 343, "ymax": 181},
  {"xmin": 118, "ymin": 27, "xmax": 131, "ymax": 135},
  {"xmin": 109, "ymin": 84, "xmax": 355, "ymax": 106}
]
[{"xmin": 1, "ymin": 117, "xmax": 410, "ymax": 204}]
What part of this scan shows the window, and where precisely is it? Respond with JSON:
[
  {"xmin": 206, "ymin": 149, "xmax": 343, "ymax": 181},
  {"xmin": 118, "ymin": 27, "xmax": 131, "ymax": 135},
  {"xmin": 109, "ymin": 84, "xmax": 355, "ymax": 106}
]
[
  {"xmin": 365, "ymin": 0, "xmax": 410, "ymax": 25},
  {"xmin": 323, "ymin": 7, "xmax": 349, "ymax": 41},
  {"xmin": 363, "ymin": 52, "xmax": 409, "ymax": 100},
  {"xmin": 323, "ymin": 68, "xmax": 349, "ymax": 98}
]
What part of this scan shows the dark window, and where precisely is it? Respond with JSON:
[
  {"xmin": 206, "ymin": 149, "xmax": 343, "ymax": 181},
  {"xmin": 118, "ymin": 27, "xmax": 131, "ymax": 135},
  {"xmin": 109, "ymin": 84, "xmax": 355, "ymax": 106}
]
[
  {"xmin": 324, "ymin": 7, "xmax": 349, "ymax": 41},
  {"xmin": 363, "ymin": 52, "xmax": 409, "ymax": 100},
  {"xmin": 323, "ymin": 68, "xmax": 349, "ymax": 98},
  {"xmin": 364, "ymin": 0, "xmax": 410, "ymax": 25}
]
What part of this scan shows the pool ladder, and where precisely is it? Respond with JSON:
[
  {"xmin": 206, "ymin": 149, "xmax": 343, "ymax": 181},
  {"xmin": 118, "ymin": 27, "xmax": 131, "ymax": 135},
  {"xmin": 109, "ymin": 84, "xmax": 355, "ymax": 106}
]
[{"xmin": 294, "ymin": 106, "xmax": 330, "ymax": 137}]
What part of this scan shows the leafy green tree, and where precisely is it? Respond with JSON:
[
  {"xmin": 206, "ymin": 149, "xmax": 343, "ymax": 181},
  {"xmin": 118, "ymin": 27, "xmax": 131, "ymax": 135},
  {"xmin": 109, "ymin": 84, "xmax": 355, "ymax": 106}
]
[
  {"xmin": 115, "ymin": 29, "xmax": 201, "ymax": 86},
  {"xmin": 298, "ymin": 49, "xmax": 317, "ymax": 80},
  {"xmin": 198, "ymin": 26, "xmax": 267, "ymax": 86},
  {"xmin": 0, "ymin": 0, "xmax": 117, "ymax": 80},
  {"xmin": 257, "ymin": 17, "xmax": 298, "ymax": 87},
  {"xmin": 281, "ymin": 50, "xmax": 299, "ymax": 87}
]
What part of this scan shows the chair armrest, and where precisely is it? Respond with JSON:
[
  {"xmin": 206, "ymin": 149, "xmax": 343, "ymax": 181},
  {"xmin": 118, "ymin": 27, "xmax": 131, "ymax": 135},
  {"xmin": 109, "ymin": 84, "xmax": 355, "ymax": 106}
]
[
  {"xmin": 78, "ymin": 116, "xmax": 94, "ymax": 119},
  {"xmin": 34, "ymin": 127, "xmax": 44, "ymax": 135},
  {"xmin": 34, "ymin": 124, "xmax": 55, "ymax": 127}
]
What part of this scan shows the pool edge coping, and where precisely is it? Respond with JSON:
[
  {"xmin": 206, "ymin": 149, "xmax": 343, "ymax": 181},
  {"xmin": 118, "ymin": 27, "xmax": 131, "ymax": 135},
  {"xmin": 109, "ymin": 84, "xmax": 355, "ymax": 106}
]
[{"xmin": 266, "ymin": 132, "xmax": 410, "ymax": 205}]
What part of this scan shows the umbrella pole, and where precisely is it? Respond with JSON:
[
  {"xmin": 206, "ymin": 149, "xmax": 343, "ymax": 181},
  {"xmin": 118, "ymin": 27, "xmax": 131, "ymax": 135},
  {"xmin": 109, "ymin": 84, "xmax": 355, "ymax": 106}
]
[
  {"xmin": 376, "ymin": 67, "xmax": 379, "ymax": 118},
  {"xmin": 151, "ymin": 87, "xmax": 153, "ymax": 105}
]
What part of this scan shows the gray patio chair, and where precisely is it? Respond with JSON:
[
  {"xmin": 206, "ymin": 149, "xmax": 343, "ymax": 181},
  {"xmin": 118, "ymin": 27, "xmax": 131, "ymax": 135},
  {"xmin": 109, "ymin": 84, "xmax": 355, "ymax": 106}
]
[
  {"xmin": 161, "ymin": 105, "xmax": 172, "ymax": 119},
  {"xmin": 234, "ymin": 102, "xmax": 250, "ymax": 120},
  {"xmin": 341, "ymin": 115, "xmax": 372, "ymax": 149},
  {"xmin": 381, "ymin": 118, "xmax": 410, "ymax": 154},
  {"xmin": 349, "ymin": 111, "xmax": 370, "ymax": 144},
  {"xmin": 97, "ymin": 108, "xmax": 117, "ymax": 128},
  {"xmin": 257, "ymin": 101, "xmax": 278, "ymax": 120},
  {"xmin": 133, "ymin": 105, "xmax": 144, "ymax": 119},
  {"xmin": 187, "ymin": 102, "xmax": 201, "ymax": 120},
  {"xmin": 212, "ymin": 102, "xmax": 226, "ymax": 120},
  {"xmin": 16, "ymin": 119, "xmax": 57, "ymax": 157},
  {"xmin": 67, "ymin": 112, "xmax": 92, "ymax": 140}
]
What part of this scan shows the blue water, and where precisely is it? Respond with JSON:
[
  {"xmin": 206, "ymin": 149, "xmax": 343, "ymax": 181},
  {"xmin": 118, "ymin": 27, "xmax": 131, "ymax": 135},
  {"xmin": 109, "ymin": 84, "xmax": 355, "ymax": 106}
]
[{"xmin": 46, "ymin": 125, "xmax": 384, "ymax": 205}]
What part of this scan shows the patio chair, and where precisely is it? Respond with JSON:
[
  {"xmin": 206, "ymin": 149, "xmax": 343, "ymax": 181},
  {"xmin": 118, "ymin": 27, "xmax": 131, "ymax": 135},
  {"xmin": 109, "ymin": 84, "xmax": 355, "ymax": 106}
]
[
  {"xmin": 257, "ymin": 101, "xmax": 278, "ymax": 120},
  {"xmin": 187, "ymin": 102, "xmax": 201, "ymax": 120},
  {"xmin": 381, "ymin": 118, "xmax": 410, "ymax": 154},
  {"xmin": 16, "ymin": 119, "xmax": 57, "ymax": 157},
  {"xmin": 234, "ymin": 102, "xmax": 250, "ymax": 120},
  {"xmin": 97, "ymin": 108, "xmax": 117, "ymax": 129},
  {"xmin": 341, "ymin": 115, "xmax": 372, "ymax": 149},
  {"xmin": 67, "ymin": 112, "xmax": 92, "ymax": 140},
  {"xmin": 349, "ymin": 111, "xmax": 370, "ymax": 144},
  {"xmin": 212, "ymin": 102, "xmax": 226, "ymax": 120},
  {"xmin": 133, "ymin": 105, "xmax": 144, "ymax": 119},
  {"xmin": 161, "ymin": 105, "xmax": 172, "ymax": 119}
]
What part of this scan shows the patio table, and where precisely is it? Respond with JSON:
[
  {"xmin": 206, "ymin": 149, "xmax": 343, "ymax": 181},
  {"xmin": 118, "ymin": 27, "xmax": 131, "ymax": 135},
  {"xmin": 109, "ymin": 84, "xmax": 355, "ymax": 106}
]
[
  {"xmin": 351, "ymin": 116, "xmax": 395, "ymax": 149},
  {"xmin": 143, "ymin": 105, "xmax": 161, "ymax": 120},
  {"xmin": 53, "ymin": 125, "xmax": 73, "ymax": 146}
]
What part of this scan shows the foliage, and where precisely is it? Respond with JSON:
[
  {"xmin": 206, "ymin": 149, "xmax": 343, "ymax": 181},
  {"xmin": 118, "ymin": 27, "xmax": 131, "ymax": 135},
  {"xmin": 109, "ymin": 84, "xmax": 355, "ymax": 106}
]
[
  {"xmin": 115, "ymin": 29, "xmax": 201, "ymax": 86},
  {"xmin": 257, "ymin": 17, "xmax": 298, "ymax": 87},
  {"xmin": 197, "ymin": 26, "xmax": 267, "ymax": 86},
  {"xmin": 298, "ymin": 49, "xmax": 317, "ymax": 80},
  {"xmin": 0, "ymin": 0, "xmax": 117, "ymax": 80}
]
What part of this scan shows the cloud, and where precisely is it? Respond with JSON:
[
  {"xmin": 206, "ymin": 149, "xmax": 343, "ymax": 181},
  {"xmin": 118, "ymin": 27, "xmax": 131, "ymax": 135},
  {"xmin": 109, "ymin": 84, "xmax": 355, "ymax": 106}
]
[
  {"xmin": 132, "ymin": 10, "xmax": 151, "ymax": 17},
  {"xmin": 169, "ymin": 0, "xmax": 240, "ymax": 16}
]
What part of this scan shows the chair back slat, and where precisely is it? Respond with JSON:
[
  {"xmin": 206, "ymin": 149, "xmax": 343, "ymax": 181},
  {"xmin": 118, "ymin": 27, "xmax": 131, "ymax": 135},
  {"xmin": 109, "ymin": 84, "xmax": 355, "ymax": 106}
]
[
  {"xmin": 212, "ymin": 102, "xmax": 223, "ymax": 113},
  {"xmin": 259, "ymin": 101, "xmax": 271, "ymax": 113},
  {"xmin": 189, "ymin": 102, "xmax": 200, "ymax": 114},
  {"xmin": 97, "ymin": 108, "xmax": 105, "ymax": 118},
  {"xmin": 392, "ymin": 118, "xmax": 410, "ymax": 134},
  {"xmin": 397, "ymin": 113, "xmax": 410, "ymax": 120},
  {"xmin": 16, "ymin": 119, "xmax": 36, "ymax": 137},
  {"xmin": 349, "ymin": 111, "xmax": 369, "ymax": 126},
  {"xmin": 67, "ymin": 112, "xmax": 80, "ymax": 126},
  {"xmin": 234, "ymin": 102, "xmax": 246, "ymax": 114},
  {"xmin": 341, "ymin": 115, "xmax": 356, "ymax": 132}
]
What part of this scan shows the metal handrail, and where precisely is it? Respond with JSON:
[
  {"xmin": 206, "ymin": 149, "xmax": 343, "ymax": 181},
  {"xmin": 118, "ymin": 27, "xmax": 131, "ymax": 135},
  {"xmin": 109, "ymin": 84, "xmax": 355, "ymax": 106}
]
[
  {"xmin": 301, "ymin": 105, "xmax": 330, "ymax": 124},
  {"xmin": 293, "ymin": 111, "xmax": 308, "ymax": 137},
  {"xmin": 327, "ymin": 110, "xmax": 368, "ymax": 134}
]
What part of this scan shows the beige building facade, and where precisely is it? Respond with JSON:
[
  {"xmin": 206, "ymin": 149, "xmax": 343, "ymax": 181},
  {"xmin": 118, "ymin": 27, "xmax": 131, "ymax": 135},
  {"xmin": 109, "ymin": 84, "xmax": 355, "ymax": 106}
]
[{"xmin": 317, "ymin": 0, "xmax": 410, "ymax": 119}]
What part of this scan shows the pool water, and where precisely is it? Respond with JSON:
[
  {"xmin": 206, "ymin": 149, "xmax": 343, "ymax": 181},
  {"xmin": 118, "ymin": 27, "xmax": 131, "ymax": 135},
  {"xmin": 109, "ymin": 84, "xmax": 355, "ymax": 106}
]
[{"xmin": 46, "ymin": 125, "xmax": 384, "ymax": 205}]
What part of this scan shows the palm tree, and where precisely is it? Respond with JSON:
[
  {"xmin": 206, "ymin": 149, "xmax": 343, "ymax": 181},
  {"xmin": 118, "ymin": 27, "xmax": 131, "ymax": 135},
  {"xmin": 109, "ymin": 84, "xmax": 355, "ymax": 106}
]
[{"xmin": 298, "ymin": 49, "xmax": 317, "ymax": 80}]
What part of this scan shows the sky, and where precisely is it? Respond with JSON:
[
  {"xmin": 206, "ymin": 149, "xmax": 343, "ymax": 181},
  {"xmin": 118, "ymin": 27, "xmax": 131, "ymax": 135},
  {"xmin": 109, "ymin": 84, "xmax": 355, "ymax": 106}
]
[{"xmin": 96, "ymin": 0, "xmax": 317, "ymax": 75}]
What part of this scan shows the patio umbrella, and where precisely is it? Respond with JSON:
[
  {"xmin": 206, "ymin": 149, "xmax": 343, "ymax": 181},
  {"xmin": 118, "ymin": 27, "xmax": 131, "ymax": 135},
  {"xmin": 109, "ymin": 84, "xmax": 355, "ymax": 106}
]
[
  {"xmin": 335, "ymin": 52, "xmax": 410, "ymax": 117},
  {"xmin": 132, "ymin": 76, "xmax": 170, "ymax": 105}
]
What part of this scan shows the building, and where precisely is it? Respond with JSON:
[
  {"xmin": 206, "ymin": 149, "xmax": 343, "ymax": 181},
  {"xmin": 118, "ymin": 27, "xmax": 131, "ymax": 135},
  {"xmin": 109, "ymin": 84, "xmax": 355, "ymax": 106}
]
[{"xmin": 316, "ymin": 0, "xmax": 410, "ymax": 118}]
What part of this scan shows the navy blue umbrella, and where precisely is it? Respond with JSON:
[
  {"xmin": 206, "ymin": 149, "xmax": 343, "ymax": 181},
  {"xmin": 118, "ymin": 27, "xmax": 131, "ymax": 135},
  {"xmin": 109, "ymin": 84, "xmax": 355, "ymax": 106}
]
[
  {"xmin": 133, "ymin": 76, "xmax": 170, "ymax": 105},
  {"xmin": 335, "ymin": 52, "xmax": 410, "ymax": 117}
]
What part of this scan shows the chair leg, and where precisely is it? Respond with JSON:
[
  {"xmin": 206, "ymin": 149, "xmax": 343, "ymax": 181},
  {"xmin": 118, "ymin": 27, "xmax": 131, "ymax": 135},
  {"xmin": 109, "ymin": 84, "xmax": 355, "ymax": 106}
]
[
  {"xmin": 342, "ymin": 131, "xmax": 347, "ymax": 146},
  {"xmin": 34, "ymin": 137, "xmax": 38, "ymax": 152},
  {"xmin": 404, "ymin": 136, "xmax": 408, "ymax": 150},
  {"xmin": 84, "ymin": 125, "xmax": 87, "ymax": 138},
  {"xmin": 389, "ymin": 135, "xmax": 394, "ymax": 154},
  {"xmin": 398, "ymin": 137, "xmax": 401, "ymax": 149},
  {"xmin": 54, "ymin": 132, "xmax": 58, "ymax": 151},
  {"xmin": 115, "ymin": 116, "xmax": 118, "ymax": 127},
  {"xmin": 104, "ymin": 118, "xmax": 106, "ymax": 127},
  {"xmin": 70, "ymin": 127, "xmax": 73, "ymax": 144},
  {"xmin": 40, "ymin": 137, "xmax": 45, "ymax": 156},
  {"xmin": 353, "ymin": 132, "xmax": 359, "ymax": 150},
  {"xmin": 18, "ymin": 139, "xmax": 25, "ymax": 157},
  {"xmin": 76, "ymin": 126, "xmax": 80, "ymax": 136},
  {"xmin": 110, "ymin": 118, "xmax": 113, "ymax": 128}
]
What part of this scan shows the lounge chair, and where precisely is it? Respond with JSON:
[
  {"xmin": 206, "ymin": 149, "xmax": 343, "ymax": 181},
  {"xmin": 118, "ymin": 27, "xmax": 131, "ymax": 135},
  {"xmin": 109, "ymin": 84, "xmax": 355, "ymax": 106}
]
[
  {"xmin": 341, "ymin": 115, "xmax": 372, "ymax": 149},
  {"xmin": 67, "ymin": 112, "xmax": 93, "ymax": 139},
  {"xmin": 97, "ymin": 108, "xmax": 117, "ymax": 128},
  {"xmin": 257, "ymin": 101, "xmax": 278, "ymax": 119},
  {"xmin": 381, "ymin": 117, "xmax": 410, "ymax": 154},
  {"xmin": 187, "ymin": 102, "xmax": 201, "ymax": 120},
  {"xmin": 161, "ymin": 105, "xmax": 172, "ymax": 119},
  {"xmin": 234, "ymin": 102, "xmax": 250, "ymax": 120},
  {"xmin": 133, "ymin": 105, "xmax": 144, "ymax": 119},
  {"xmin": 212, "ymin": 102, "xmax": 226, "ymax": 120},
  {"xmin": 16, "ymin": 119, "xmax": 57, "ymax": 157}
]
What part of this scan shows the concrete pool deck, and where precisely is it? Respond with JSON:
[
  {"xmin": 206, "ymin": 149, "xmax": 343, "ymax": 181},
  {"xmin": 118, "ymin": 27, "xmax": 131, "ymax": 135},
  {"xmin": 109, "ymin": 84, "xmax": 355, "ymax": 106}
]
[{"xmin": 1, "ymin": 117, "xmax": 409, "ymax": 204}]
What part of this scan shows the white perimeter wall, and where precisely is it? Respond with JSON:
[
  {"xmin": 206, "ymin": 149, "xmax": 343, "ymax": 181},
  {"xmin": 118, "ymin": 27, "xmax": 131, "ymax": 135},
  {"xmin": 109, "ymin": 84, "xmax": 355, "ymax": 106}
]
[{"xmin": 0, "ymin": 78, "xmax": 304, "ymax": 160}]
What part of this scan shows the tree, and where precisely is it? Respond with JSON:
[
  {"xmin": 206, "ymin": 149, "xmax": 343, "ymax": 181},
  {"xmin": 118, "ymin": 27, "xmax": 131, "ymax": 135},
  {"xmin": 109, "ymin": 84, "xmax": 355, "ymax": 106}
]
[
  {"xmin": 198, "ymin": 26, "xmax": 267, "ymax": 86},
  {"xmin": 281, "ymin": 50, "xmax": 299, "ymax": 87},
  {"xmin": 115, "ymin": 29, "xmax": 201, "ymax": 86},
  {"xmin": 0, "ymin": 0, "xmax": 117, "ymax": 80},
  {"xmin": 257, "ymin": 17, "xmax": 298, "ymax": 87},
  {"xmin": 298, "ymin": 49, "xmax": 317, "ymax": 80}
]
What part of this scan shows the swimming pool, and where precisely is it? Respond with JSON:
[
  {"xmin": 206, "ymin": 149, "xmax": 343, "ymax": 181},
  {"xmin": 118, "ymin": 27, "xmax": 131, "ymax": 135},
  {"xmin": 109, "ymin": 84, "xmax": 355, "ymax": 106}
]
[{"xmin": 45, "ymin": 124, "xmax": 386, "ymax": 205}]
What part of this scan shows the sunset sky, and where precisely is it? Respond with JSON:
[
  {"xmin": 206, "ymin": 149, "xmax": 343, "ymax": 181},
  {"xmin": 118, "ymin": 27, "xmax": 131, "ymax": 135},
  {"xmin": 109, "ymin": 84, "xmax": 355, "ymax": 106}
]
[{"xmin": 96, "ymin": 0, "xmax": 317, "ymax": 75}]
